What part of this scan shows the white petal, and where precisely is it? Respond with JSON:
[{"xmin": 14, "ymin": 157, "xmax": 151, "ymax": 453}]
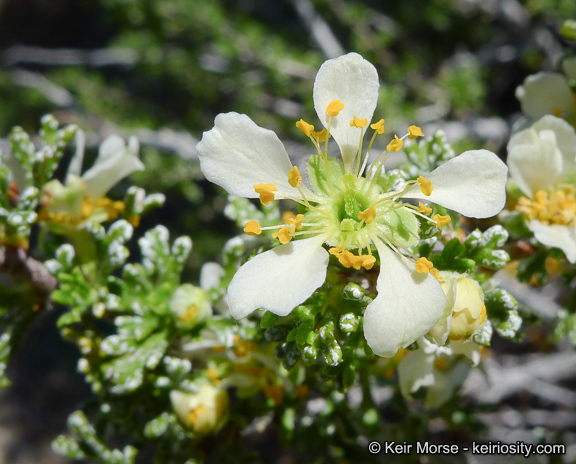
[
  {"xmin": 507, "ymin": 116, "xmax": 576, "ymax": 197},
  {"xmin": 313, "ymin": 53, "xmax": 379, "ymax": 172},
  {"xmin": 227, "ymin": 236, "xmax": 329, "ymax": 319},
  {"xmin": 532, "ymin": 115, "xmax": 576, "ymax": 172},
  {"xmin": 397, "ymin": 348, "xmax": 435, "ymax": 398},
  {"xmin": 516, "ymin": 72, "xmax": 573, "ymax": 120},
  {"xmin": 68, "ymin": 129, "xmax": 86, "ymax": 177},
  {"xmin": 82, "ymin": 135, "xmax": 144, "ymax": 200},
  {"xmin": 197, "ymin": 112, "xmax": 318, "ymax": 200},
  {"xmin": 363, "ymin": 240, "xmax": 446, "ymax": 357},
  {"xmin": 401, "ymin": 150, "xmax": 508, "ymax": 218},
  {"xmin": 528, "ymin": 220, "xmax": 576, "ymax": 263}
]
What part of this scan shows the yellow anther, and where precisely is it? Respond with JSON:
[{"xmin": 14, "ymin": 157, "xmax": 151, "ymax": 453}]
[
  {"xmin": 433, "ymin": 214, "xmax": 451, "ymax": 227},
  {"xmin": 337, "ymin": 250, "xmax": 357, "ymax": 269},
  {"xmin": 430, "ymin": 268, "xmax": 444, "ymax": 282},
  {"xmin": 370, "ymin": 119, "xmax": 385, "ymax": 134},
  {"xmin": 281, "ymin": 211, "xmax": 295, "ymax": 224},
  {"xmin": 415, "ymin": 257, "xmax": 434, "ymax": 274},
  {"xmin": 287, "ymin": 213, "xmax": 304, "ymax": 230},
  {"xmin": 552, "ymin": 108, "xmax": 563, "ymax": 118},
  {"xmin": 253, "ymin": 183, "xmax": 277, "ymax": 205},
  {"xmin": 296, "ymin": 119, "xmax": 314, "ymax": 137},
  {"xmin": 407, "ymin": 125, "xmax": 424, "ymax": 139},
  {"xmin": 244, "ymin": 220, "xmax": 262, "ymax": 236},
  {"xmin": 350, "ymin": 115, "xmax": 368, "ymax": 128},
  {"xmin": 360, "ymin": 255, "xmax": 376, "ymax": 270},
  {"xmin": 326, "ymin": 100, "xmax": 344, "ymax": 117},
  {"xmin": 312, "ymin": 128, "xmax": 331, "ymax": 142},
  {"xmin": 417, "ymin": 202, "xmax": 432, "ymax": 214},
  {"xmin": 288, "ymin": 166, "xmax": 302, "ymax": 188},
  {"xmin": 417, "ymin": 176, "xmax": 433, "ymax": 196},
  {"xmin": 358, "ymin": 204, "xmax": 376, "ymax": 224},
  {"xmin": 433, "ymin": 358, "xmax": 449, "ymax": 371},
  {"xmin": 516, "ymin": 187, "xmax": 576, "ymax": 226},
  {"xmin": 329, "ymin": 244, "xmax": 344, "ymax": 256},
  {"xmin": 386, "ymin": 135, "xmax": 404, "ymax": 152},
  {"xmin": 272, "ymin": 226, "xmax": 295, "ymax": 244}
]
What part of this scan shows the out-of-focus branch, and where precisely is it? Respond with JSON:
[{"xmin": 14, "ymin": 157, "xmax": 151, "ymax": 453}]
[
  {"xmin": 1, "ymin": 46, "xmax": 139, "ymax": 68},
  {"xmin": 289, "ymin": 0, "xmax": 344, "ymax": 59}
]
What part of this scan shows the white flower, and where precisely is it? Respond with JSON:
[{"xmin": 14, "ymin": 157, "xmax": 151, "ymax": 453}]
[
  {"xmin": 516, "ymin": 57, "xmax": 576, "ymax": 120},
  {"xmin": 397, "ymin": 337, "xmax": 480, "ymax": 409},
  {"xmin": 40, "ymin": 132, "xmax": 144, "ymax": 230},
  {"xmin": 197, "ymin": 52, "xmax": 507, "ymax": 357},
  {"xmin": 508, "ymin": 115, "xmax": 576, "ymax": 262},
  {"xmin": 169, "ymin": 284, "xmax": 212, "ymax": 328}
]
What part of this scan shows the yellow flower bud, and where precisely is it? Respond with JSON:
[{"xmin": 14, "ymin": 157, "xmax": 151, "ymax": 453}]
[
  {"xmin": 169, "ymin": 284, "xmax": 212, "ymax": 328},
  {"xmin": 448, "ymin": 277, "xmax": 486, "ymax": 341},
  {"xmin": 170, "ymin": 385, "xmax": 229, "ymax": 435}
]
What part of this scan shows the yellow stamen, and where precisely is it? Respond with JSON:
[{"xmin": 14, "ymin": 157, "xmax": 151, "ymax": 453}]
[
  {"xmin": 350, "ymin": 115, "xmax": 368, "ymax": 128},
  {"xmin": 516, "ymin": 187, "xmax": 576, "ymax": 226},
  {"xmin": 329, "ymin": 244, "xmax": 344, "ymax": 255},
  {"xmin": 272, "ymin": 226, "xmax": 295, "ymax": 244},
  {"xmin": 288, "ymin": 166, "xmax": 302, "ymax": 188},
  {"xmin": 281, "ymin": 211, "xmax": 296, "ymax": 224},
  {"xmin": 287, "ymin": 213, "xmax": 304, "ymax": 230},
  {"xmin": 417, "ymin": 202, "xmax": 432, "ymax": 214},
  {"xmin": 430, "ymin": 268, "xmax": 444, "ymax": 282},
  {"xmin": 253, "ymin": 183, "xmax": 277, "ymax": 205},
  {"xmin": 433, "ymin": 214, "xmax": 451, "ymax": 227},
  {"xmin": 370, "ymin": 119, "xmax": 385, "ymax": 134},
  {"xmin": 326, "ymin": 100, "xmax": 344, "ymax": 117},
  {"xmin": 407, "ymin": 125, "xmax": 424, "ymax": 139},
  {"xmin": 417, "ymin": 176, "xmax": 433, "ymax": 196},
  {"xmin": 358, "ymin": 204, "xmax": 376, "ymax": 224},
  {"xmin": 296, "ymin": 119, "xmax": 314, "ymax": 137},
  {"xmin": 386, "ymin": 135, "xmax": 403, "ymax": 152},
  {"xmin": 415, "ymin": 257, "xmax": 434, "ymax": 274},
  {"xmin": 312, "ymin": 128, "xmax": 331, "ymax": 142},
  {"xmin": 244, "ymin": 220, "xmax": 262, "ymax": 236},
  {"xmin": 360, "ymin": 254, "xmax": 376, "ymax": 270}
]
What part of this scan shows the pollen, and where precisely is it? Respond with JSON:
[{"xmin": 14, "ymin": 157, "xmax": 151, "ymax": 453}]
[
  {"xmin": 313, "ymin": 128, "xmax": 331, "ymax": 142},
  {"xmin": 288, "ymin": 166, "xmax": 302, "ymax": 188},
  {"xmin": 281, "ymin": 211, "xmax": 296, "ymax": 224},
  {"xmin": 415, "ymin": 257, "xmax": 434, "ymax": 274},
  {"xmin": 350, "ymin": 115, "xmax": 368, "ymax": 128},
  {"xmin": 358, "ymin": 204, "xmax": 376, "ymax": 224},
  {"xmin": 417, "ymin": 202, "xmax": 432, "ymax": 214},
  {"xmin": 253, "ymin": 183, "xmax": 277, "ymax": 205},
  {"xmin": 244, "ymin": 220, "xmax": 262, "ymax": 235},
  {"xmin": 433, "ymin": 214, "xmax": 451, "ymax": 227},
  {"xmin": 326, "ymin": 100, "xmax": 344, "ymax": 117},
  {"xmin": 272, "ymin": 226, "xmax": 295, "ymax": 244},
  {"xmin": 417, "ymin": 176, "xmax": 433, "ymax": 196},
  {"xmin": 407, "ymin": 125, "xmax": 424, "ymax": 139},
  {"xmin": 296, "ymin": 119, "xmax": 314, "ymax": 137},
  {"xmin": 370, "ymin": 119, "xmax": 385, "ymax": 134},
  {"xmin": 387, "ymin": 135, "xmax": 404, "ymax": 152}
]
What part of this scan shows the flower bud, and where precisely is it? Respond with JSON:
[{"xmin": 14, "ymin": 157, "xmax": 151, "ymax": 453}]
[
  {"xmin": 169, "ymin": 284, "xmax": 212, "ymax": 328},
  {"xmin": 170, "ymin": 385, "xmax": 229, "ymax": 435},
  {"xmin": 448, "ymin": 277, "xmax": 486, "ymax": 341}
]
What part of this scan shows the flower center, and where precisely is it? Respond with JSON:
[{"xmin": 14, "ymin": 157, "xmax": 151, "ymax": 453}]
[
  {"xmin": 516, "ymin": 186, "xmax": 576, "ymax": 226},
  {"xmin": 244, "ymin": 100, "xmax": 450, "ymax": 276}
]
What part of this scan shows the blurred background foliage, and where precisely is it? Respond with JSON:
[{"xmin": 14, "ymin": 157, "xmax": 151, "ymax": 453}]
[{"xmin": 0, "ymin": 0, "xmax": 575, "ymax": 273}]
